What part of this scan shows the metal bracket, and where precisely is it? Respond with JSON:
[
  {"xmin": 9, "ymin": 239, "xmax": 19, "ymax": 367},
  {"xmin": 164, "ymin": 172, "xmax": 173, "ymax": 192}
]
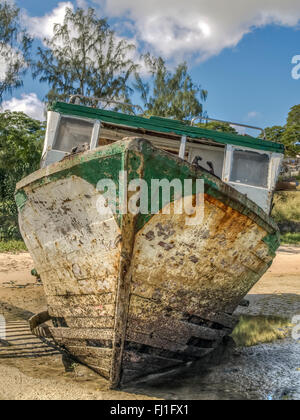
[{"xmin": 179, "ymin": 136, "xmax": 187, "ymax": 159}]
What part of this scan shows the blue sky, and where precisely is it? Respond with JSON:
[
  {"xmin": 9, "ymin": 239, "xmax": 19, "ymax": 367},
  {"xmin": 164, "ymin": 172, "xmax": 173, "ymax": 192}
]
[{"xmin": 2, "ymin": 0, "xmax": 300, "ymax": 132}]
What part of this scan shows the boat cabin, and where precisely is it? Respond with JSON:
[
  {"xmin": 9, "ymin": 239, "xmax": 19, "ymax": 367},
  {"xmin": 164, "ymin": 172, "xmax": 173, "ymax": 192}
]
[{"xmin": 41, "ymin": 100, "xmax": 284, "ymax": 214}]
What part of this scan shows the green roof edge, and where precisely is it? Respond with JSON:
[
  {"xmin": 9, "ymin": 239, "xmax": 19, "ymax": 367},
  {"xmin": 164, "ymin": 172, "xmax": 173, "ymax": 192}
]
[{"xmin": 50, "ymin": 102, "xmax": 284, "ymax": 154}]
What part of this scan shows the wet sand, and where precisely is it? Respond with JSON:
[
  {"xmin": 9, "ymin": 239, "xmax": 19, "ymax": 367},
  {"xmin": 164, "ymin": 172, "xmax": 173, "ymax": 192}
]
[{"xmin": 0, "ymin": 247, "xmax": 299, "ymax": 400}]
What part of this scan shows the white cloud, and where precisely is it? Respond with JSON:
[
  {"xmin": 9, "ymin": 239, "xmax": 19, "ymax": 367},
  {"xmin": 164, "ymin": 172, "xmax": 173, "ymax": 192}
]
[
  {"xmin": 23, "ymin": 3, "xmax": 148, "ymax": 76},
  {"xmin": 76, "ymin": 0, "xmax": 88, "ymax": 8},
  {"xmin": 231, "ymin": 125, "xmax": 246, "ymax": 135},
  {"xmin": 0, "ymin": 44, "xmax": 25, "ymax": 82},
  {"xmin": 247, "ymin": 111, "xmax": 261, "ymax": 119},
  {"xmin": 24, "ymin": 2, "xmax": 74, "ymax": 41},
  {"xmin": 96, "ymin": 0, "xmax": 300, "ymax": 61},
  {"xmin": 1, "ymin": 93, "xmax": 45, "ymax": 120},
  {"xmin": 0, "ymin": 56, "xmax": 8, "ymax": 82}
]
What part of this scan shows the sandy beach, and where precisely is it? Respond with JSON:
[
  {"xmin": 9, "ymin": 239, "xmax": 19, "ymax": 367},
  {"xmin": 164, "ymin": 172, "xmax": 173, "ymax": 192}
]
[{"xmin": 0, "ymin": 247, "xmax": 299, "ymax": 400}]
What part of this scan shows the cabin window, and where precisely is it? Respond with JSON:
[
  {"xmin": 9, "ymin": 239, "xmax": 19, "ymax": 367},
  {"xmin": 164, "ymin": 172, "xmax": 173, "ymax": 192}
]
[
  {"xmin": 53, "ymin": 116, "xmax": 94, "ymax": 152},
  {"xmin": 229, "ymin": 149, "xmax": 270, "ymax": 188}
]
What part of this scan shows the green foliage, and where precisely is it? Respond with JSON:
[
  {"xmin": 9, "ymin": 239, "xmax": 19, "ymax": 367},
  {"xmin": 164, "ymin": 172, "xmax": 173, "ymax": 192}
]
[
  {"xmin": 0, "ymin": 111, "xmax": 44, "ymax": 169},
  {"xmin": 135, "ymin": 54, "xmax": 207, "ymax": 122},
  {"xmin": 287, "ymin": 104, "xmax": 300, "ymax": 126},
  {"xmin": 280, "ymin": 233, "xmax": 300, "ymax": 245},
  {"xmin": 281, "ymin": 125, "xmax": 300, "ymax": 157},
  {"xmin": 32, "ymin": 6, "xmax": 207, "ymax": 120},
  {"xmin": 263, "ymin": 125, "xmax": 286, "ymax": 143},
  {"xmin": 0, "ymin": 111, "xmax": 44, "ymax": 240},
  {"xmin": 0, "ymin": 240, "xmax": 27, "ymax": 253},
  {"xmin": 0, "ymin": 1, "xmax": 32, "ymax": 103},
  {"xmin": 272, "ymin": 191, "xmax": 300, "ymax": 223},
  {"xmin": 261, "ymin": 105, "xmax": 300, "ymax": 156},
  {"xmin": 232, "ymin": 315, "xmax": 290, "ymax": 347},
  {"xmin": 33, "ymin": 7, "xmax": 139, "ymax": 111}
]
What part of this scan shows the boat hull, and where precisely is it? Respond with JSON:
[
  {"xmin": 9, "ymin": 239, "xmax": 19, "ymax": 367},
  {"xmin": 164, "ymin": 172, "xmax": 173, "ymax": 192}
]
[{"xmin": 15, "ymin": 138, "xmax": 280, "ymax": 387}]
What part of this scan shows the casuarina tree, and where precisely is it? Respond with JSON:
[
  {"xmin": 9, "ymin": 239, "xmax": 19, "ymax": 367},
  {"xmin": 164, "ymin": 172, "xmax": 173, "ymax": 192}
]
[
  {"xmin": 33, "ymin": 7, "xmax": 140, "ymax": 111},
  {"xmin": 0, "ymin": 1, "xmax": 32, "ymax": 103}
]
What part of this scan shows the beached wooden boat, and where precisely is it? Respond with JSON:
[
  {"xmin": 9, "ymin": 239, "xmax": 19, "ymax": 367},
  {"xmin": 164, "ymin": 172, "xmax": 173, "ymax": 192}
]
[{"xmin": 16, "ymin": 99, "xmax": 284, "ymax": 387}]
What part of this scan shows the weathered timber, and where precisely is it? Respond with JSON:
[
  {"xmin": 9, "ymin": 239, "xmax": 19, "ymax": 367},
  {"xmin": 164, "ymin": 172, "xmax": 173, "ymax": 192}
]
[
  {"xmin": 28, "ymin": 311, "xmax": 52, "ymax": 338},
  {"xmin": 66, "ymin": 345, "xmax": 112, "ymax": 358},
  {"xmin": 126, "ymin": 315, "xmax": 226, "ymax": 344},
  {"xmin": 126, "ymin": 330, "xmax": 216, "ymax": 356},
  {"xmin": 17, "ymin": 138, "xmax": 280, "ymax": 387},
  {"xmin": 49, "ymin": 327, "xmax": 114, "ymax": 341},
  {"xmin": 51, "ymin": 316, "xmax": 115, "ymax": 329},
  {"xmin": 48, "ymin": 304, "xmax": 116, "ymax": 318}
]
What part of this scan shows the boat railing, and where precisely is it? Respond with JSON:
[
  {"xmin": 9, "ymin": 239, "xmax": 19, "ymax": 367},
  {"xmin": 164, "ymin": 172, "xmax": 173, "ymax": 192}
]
[{"xmin": 191, "ymin": 116, "xmax": 266, "ymax": 139}]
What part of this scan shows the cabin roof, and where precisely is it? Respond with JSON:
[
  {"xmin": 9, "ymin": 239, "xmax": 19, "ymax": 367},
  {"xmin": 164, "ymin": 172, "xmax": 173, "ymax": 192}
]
[{"xmin": 51, "ymin": 102, "xmax": 285, "ymax": 154}]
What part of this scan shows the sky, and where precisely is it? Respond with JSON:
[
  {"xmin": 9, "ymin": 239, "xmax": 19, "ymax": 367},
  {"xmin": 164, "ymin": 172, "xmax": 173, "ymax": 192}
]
[{"xmin": 1, "ymin": 0, "xmax": 300, "ymax": 132}]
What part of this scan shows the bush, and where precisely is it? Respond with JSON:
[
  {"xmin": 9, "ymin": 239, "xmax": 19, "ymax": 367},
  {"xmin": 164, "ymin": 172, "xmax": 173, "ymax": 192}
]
[
  {"xmin": 272, "ymin": 191, "xmax": 300, "ymax": 224},
  {"xmin": 231, "ymin": 315, "xmax": 291, "ymax": 347},
  {"xmin": 0, "ymin": 111, "xmax": 44, "ymax": 240},
  {"xmin": 280, "ymin": 233, "xmax": 300, "ymax": 245},
  {"xmin": 0, "ymin": 240, "xmax": 27, "ymax": 252}
]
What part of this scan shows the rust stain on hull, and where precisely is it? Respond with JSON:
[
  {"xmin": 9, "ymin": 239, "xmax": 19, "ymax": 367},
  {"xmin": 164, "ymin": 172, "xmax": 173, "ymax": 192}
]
[
  {"xmin": 16, "ymin": 139, "xmax": 278, "ymax": 387},
  {"xmin": 120, "ymin": 194, "xmax": 272, "ymax": 382}
]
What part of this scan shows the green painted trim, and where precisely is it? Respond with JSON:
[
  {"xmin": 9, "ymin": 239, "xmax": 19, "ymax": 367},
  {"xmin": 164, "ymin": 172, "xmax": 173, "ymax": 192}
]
[
  {"xmin": 16, "ymin": 141, "xmax": 129, "ymax": 228},
  {"xmin": 132, "ymin": 140, "xmax": 278, "ymax": 234},
  {"xmin": 50, "ymin": 102, "xmax": 284, "ymax": 154},
  {"xmin": 262, "ymin": 231, "xmax": 281, "ymax": 257},
  {"xmin": 15, "ymin": 190, "xmax": 28, "ymax": 212},
  {"xmin": 17, "ymin": 138, "xmax": 279, "ymax": 236}
]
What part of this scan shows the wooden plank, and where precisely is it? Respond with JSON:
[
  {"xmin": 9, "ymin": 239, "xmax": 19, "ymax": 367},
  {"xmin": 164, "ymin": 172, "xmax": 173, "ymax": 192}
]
[
  {"xmin": 66, "ymin": 345, "xmax": 112, "ymax": 359},
  {"xmin": 127, "ymin": 315, "xmax": 225, "ymax": 344},
  {"xmin": 54, "ymin": 337, "xmax": 113, "ymax": 349},
  {"xmin": 128, "ymin": 294, "xmax": 235, "ymax": 331},
  {"xmin": 75, "ymin": 355, "xmax": 112, "ymax": 371},
  {"xmin": 44, "ymin": 278, "xmax": 118, "ymax": 298},
  {"xmin": 60, "ymin": 316, "xmax": 115, "ymax": 329},
  {"xmin": 110, "ymin": 189, "xmax": 138, "ymax": 387},
  {"xmin": 48, "ymin": 303, "xmax": 115, "ymax": 318},
  {"xmin": 129, "ymin": 295, "xmax": 236, "ymax": 332},
  {"xmin": 199, "ymin": 311, "xmax": 238, "ymax": 329},
  {"xmin": 100, "ymin": 127, "xmax": 182, "ymax": 152},
  {"xmin": 100, "ymin": 125, "xmax": 223, "ymax": 152},
  {"xmin": 126, "ymin": 330, "xmax": 214, "ymax": 359},
  {"xmin": 50, "ymin": 327, "xmax": 114, "ymax": 341},
  {"xmin": 47, "ymin": 293, "xmax": 115, "ymax": 307}
]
